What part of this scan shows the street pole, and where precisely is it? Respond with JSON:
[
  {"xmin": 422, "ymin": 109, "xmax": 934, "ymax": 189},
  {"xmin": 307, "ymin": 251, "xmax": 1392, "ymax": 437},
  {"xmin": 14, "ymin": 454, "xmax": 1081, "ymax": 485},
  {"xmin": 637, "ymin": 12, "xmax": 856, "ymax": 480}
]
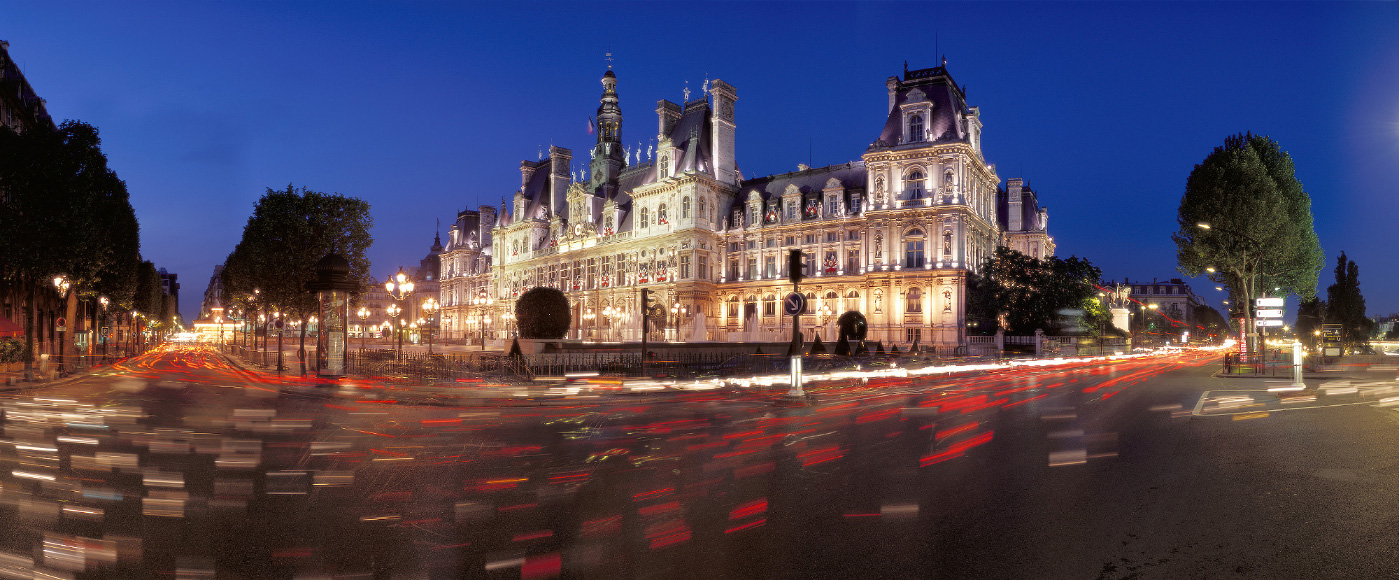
[
  {"xmin": 640, "ymin": 288, "xmax": 649, "ymax": 377},
  {"xmin": 788, "ymin": 250, "xmax": 805, "ymax": 399}
]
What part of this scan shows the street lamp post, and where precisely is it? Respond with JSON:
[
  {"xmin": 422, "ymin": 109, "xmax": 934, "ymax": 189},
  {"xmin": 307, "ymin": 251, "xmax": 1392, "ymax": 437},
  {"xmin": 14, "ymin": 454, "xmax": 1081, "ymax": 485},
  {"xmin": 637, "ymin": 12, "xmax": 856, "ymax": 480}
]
[
  {"xmin": 98, "ymin": 296, "xmax": 109, "ymax": 362},
  {"xmin": 53, "ymin": 276, "xmax": 70, "ymax": 373},
  {"xmin": 422, "ymin": 297, "xmax": 439, "ymax": 355},
  {"xmin": 387, "ymin": 303, "xmax": 403, "ymax": 360},
  {"xmin": 603, "ymin": 305, "xmax": 617, "ymax": 342},
  {"xmin": 384, "ymin": 267, "xmax": 415, "ymax": 360},
  {"xmin": 482, "ymin": 315, "xmax": 491, "ymax": 351},
  {"xmin": 357, "ymin": 306, "xmax": 370, "ymax": 352}
]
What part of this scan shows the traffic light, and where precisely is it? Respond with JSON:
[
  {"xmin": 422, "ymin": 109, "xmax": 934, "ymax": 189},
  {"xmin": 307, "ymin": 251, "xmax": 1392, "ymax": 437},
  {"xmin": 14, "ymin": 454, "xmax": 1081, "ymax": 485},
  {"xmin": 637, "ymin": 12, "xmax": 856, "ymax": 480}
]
[{"xmin": 788, "ymin": 250, "xmax": 803, "ymax": 285}]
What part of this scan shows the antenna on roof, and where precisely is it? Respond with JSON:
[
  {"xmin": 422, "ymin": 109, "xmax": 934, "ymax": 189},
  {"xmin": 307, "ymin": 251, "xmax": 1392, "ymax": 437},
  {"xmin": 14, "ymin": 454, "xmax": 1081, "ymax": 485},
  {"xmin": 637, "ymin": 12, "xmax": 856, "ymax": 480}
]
[{"xmin": 605, "ymin": 47, "xmax": 613, "ymax": 70}]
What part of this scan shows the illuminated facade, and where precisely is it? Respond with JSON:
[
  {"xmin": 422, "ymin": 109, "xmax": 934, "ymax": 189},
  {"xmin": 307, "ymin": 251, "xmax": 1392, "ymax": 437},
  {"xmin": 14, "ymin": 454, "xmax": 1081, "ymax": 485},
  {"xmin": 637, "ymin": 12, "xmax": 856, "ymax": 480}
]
[{"xmin": 438, "ymin": 62, "xmax": 1055, "ymax": 347}]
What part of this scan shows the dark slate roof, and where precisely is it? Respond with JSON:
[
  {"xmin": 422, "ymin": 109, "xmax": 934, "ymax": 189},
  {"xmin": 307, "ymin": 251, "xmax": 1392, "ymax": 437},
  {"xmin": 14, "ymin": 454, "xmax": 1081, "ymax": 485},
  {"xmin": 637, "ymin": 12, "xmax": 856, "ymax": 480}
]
[
  {"xmin": 668, "ymin": 100, "xmax": 713, "ymax": 176},
  {"xmin": 874, "ymin": 65, "xmax": 968, "ymax": 148},
  {"xmin": 996, "ymin": 182, "xmax": 1048, "ymax": 233},
  {"xmin": 738, "ymin": 161, "xmax": 867, "ymax": 204},
  {"xmin": 520, "ymin": 159, "xmax": 554, "ymax": 220}
]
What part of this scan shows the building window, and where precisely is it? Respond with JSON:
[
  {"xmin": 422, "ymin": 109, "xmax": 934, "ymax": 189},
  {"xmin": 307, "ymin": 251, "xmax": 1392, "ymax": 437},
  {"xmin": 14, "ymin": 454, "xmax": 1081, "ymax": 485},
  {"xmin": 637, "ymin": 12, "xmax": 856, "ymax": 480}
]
[
  {"xmin": 699, "ymin": 255, "xmax": 709, "ymax": 279},
  {"xmin": 805, "ymin": 234, "xmax": 815, "ymax": 245},
  {"xmin": 761, "ymin": 255, "xmax": 773, "ymax": 278},
  {"xmin": 749, "ymin": 206, "xmax": 759, "ymax": 226},
  {"xmin": 640, "ymin": 207, "xmax": 649, "ymax": 227},
  {"xmin": 785, "ymin": 202, "xmax": 796, "ymax": 221},
  {"xmin": 763, "ymin": 295, "xmax": 776, "ymax": 317},
  {"xmin": 908, "ymin": 114, "xmax": 924, "ymax": 142},
  {"xmin": 850, "ymin": 196, "xmax": 862, "ymax": 214},
  {"xmin": 698, "ymin": 196, "xmax": 706, "ymax": 220},
  {"xmin": 847, "ymin": 248, "xmax": 860, "ymax": 271},
  {"xmin": 848, "ymin": 230, "xmax": 860, "ymax": 241},
  {"xmin": 907, "ymin": 171, "xmax": 924, "ymax": 199},
  {"xmin": 766, "ymin": 238, "xmax": 777, "ymax": 248},
  {"xmin": 827, "ymin": 196, "xmax": 840, "ymax": 216},
  {"xmin": 587, "ymin": 258, "xmax": 596, "ymax": 288},
  {"xmin": 905, "ymin": 230, "xmax": 925, "ymax": 268},
  {"xmin": 826, "ymin": 231, "xmax": 839, "ymax": 243},
  {"xmin": 732, "ymin": 208, "xmax": 743, "ymax": 228},
  {"xmin": 907, "ymin": 287, "xmax": 923, "ymax": 313},
  {"xmin": 730, "ymin": 242, "xmax": 741, "ymax": 253},
  {"xmin": 729, "ymin": 259, "xmax": 739, "ymax": 279},
  {"xmin": 747, "ymin": 240, "xmax": 757, "ymax": 250},
  {"xmin": 906, "ymin": 328, "xmax": 921, "ymax": 343},
  {"xmin": 658, "ymin": 203, "xmax": 667, "ymax": 224},
  {"xmin": 747, "ymin": 258, "xmax": 758, "ymax": 280},
  {"xmin": 680, "ymin": 255, "xmax": 691, "ymax": 279},
  {"xmin": 785, "ymin": 236, "xmax": 795, "ymax": 246},
  {"xmin": 682, "ymin": 197, "xmax": 691, "ymax": 219}
]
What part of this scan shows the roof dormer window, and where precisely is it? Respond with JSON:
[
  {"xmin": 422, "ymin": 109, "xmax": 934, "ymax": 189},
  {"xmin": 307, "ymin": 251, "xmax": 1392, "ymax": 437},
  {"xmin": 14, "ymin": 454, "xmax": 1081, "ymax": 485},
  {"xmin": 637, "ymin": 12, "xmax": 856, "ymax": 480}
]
[{"xmin": 908, "ymin": 114, "xmax": 924, "ymax": 143}]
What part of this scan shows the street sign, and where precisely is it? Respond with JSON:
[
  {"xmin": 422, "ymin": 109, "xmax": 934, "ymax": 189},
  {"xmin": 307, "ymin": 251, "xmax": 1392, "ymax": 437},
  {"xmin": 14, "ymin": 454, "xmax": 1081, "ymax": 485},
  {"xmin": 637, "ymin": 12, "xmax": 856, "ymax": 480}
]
[
  {"xmin": 1255, "ymin": 309, "xmax": 1284, "ymax": 318},
  {"xmin": 1254, "ymin": 319, "xmax": 1284, "ymax": 327},
  {"xmin": 1255, "ymin": 297, "xmax": 1285, "ymax": 308},
  {"xmin": 783, "ymin": 292, "xmax": 807, "ymax": 316}
]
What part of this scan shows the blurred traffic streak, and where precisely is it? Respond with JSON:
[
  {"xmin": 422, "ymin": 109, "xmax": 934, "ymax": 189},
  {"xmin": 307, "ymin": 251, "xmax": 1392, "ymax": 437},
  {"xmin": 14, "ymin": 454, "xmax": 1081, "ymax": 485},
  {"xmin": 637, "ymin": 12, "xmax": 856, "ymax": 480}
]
[{"xmin": 0, "ymin": 345, "xmax": 1214, "ymax": 578}]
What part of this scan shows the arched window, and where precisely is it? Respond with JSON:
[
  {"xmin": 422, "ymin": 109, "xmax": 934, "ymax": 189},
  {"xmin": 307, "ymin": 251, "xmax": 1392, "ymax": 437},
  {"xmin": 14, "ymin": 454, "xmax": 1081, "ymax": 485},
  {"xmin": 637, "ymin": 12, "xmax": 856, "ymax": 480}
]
[
  {"xmin": 763, "ymin": 294, "xmax": 777, "ymax": 316},
  {"xmin": 658, "ymin": 203, "xmax": 668, "ymax": 224},
  {"xmin": 728, "ymin": 296, "xmax": 739, "ymax": 318},
  {"xmin": 905, "ymin": 229, "xmax": 925, "ymax": 268},
  {"xmin": 659, "ymin": 155, "xmax": 669, "ymax": 178},
  {"xmin": 683, "ymin": 197, "xmax": 691, "ymax": 219},
  {"xmin": 640, "ymin": 207, "xmax": 649, "ymax": 228},
  {"xmin": 908, "ymin": 114, "xmax": 924, "ymax": 142},
  {"xmin": 698, "ymin": 196, "xmax": 706, "ymax": 220},
  {"xmin": 907, "ymin": 287, "xmax": 923, "ymax": 313},
  {"xmin": 906, "ymin": 171, "xmax": 925, "ymax": 199}
]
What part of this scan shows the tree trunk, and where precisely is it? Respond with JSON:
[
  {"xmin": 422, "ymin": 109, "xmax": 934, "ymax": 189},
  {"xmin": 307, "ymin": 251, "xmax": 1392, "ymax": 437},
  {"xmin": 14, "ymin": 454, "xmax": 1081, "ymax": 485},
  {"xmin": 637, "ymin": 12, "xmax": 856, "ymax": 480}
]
[
  {"xmin": 23, "ymin": 283, "xmax": 35, "ymax": 380},
  {"xmin": 298, "ymin": 317, "xmax": 308, "ymax": 376}
]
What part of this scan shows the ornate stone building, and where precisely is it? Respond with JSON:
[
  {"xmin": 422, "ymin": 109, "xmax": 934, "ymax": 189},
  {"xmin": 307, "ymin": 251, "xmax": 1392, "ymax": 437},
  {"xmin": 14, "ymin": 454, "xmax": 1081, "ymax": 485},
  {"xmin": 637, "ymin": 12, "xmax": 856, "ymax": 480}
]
[{"xmin": 438, "ymin": 61, "xmax": 1054, "ymax": 348}]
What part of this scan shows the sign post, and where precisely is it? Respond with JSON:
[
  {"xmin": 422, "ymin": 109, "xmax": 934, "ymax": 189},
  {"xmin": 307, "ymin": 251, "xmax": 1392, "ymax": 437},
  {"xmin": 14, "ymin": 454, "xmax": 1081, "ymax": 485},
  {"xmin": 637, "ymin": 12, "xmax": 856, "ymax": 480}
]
[
  {"xmin": 1254, "ymin": 297, "xmax": 1285, "ymax": 368},
  {"xmin": 786, "ymin": 250, "xmax": 806, "ymax": 399}
]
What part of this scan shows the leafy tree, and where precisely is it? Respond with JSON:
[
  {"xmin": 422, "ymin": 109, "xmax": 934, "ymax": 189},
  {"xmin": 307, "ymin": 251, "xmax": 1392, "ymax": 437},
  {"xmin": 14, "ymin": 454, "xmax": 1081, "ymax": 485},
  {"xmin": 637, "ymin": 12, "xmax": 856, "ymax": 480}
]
[
  {"xmin": 0, "ymin": 121, "xmax": 143, "ymax": 371},
  {"xmin": 221, "ymin": 185, "xmax": 373, "ymax": 370},
  {"xmin": 1294, "ymin": 297, "xmax": 1325, "ymax": 351},
  {"xmin": 1193, "ymin": 304, "xmax": 1232, "ymax": 343},
  {"xmin": 1174, "ymin": 133, "xmax": 1324, "ymax": 351},
  {"xmin": 966, "ymin": 247, "xmax": 1103, "ymax": 335},
  {"xmin": 1325, "ymin": 252, "xmax": 1370, "ymax": 353},
  {"xmin": 515, "ymin": 287, "xmax": 570, "ymax": 339}
]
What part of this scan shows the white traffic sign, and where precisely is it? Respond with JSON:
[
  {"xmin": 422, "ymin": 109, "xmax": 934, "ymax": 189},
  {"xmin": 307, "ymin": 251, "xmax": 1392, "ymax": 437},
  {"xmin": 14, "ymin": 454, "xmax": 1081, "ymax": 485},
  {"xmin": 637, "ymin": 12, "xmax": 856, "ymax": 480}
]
[
  {"xmin": 783, "ymin": 292, "xmax": 807, "ymax": 316},
  {"xmin": 1254, "ymin": 319, "xmax": 1284, "ymax": 327},
  {"xmin": 1256, "ymin": 309, "xmax": 1284, "ymax": 318},
  {"xmin": 1256, "ymin": 297, "xmax": 1285, "ymax": 308}
]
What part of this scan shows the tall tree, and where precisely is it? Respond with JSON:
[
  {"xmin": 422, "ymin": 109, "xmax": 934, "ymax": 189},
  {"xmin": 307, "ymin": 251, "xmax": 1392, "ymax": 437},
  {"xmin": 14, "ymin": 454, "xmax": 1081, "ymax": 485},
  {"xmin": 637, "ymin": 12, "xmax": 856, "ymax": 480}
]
[
  {"xmin": 1294, "ymin": 296, "xmax": 1326, "ymax": 351},
  {"xmin": 966, "ymin": 247, "xmax": 1102, "ymax": 336},
  {"xmin": 1173, "ymin": 132, "xmax": 1324, "ymax": 352},
  {"xmin": 0, "ymin": 121, "xmax": 143, "ymax": 371},
  {"xmin": 1325, "ymin": 252, "xmax": 1370, "ymax": 354},
  {"xmin": 222, "ymin": 185, "xmax": 373, "ymax": 371},
  {"xmin": 1192, "ymin": 304, "xmax": 1232, "ymax": 343}
]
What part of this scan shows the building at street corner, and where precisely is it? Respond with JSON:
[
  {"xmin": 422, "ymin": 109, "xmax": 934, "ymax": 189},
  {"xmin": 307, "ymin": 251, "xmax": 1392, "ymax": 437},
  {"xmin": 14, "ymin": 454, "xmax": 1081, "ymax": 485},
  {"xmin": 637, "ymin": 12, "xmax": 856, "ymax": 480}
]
[{"xmin": 437, "ymin": 60, "xmax": 1055, "ymax": 348}]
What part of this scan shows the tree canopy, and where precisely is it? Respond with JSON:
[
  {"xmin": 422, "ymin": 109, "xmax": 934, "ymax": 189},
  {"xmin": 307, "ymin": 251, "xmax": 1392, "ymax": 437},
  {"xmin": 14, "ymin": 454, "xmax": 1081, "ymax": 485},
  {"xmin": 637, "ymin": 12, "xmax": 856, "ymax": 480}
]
[
  {"xmin": 221, "ymin": 185, "xmax": 373, "ymax": 321},
  {"xmin": 515, "ymin": 287, "xmax": 570, "ymax": 339},
  {"xmin": 966, "ymin": 247, "xmax": 1104, "ymax": 336},
  {"xmin": 0, "ymin": 121, "xmax": 142, "ymax": 307},
  {"xmin": 1325, "ymin": 251, "xmax": 1370, "ymax": 353},
  {"xmin": 1173, "ymin": 133, "xmax": 1323, "ymax": 331}
]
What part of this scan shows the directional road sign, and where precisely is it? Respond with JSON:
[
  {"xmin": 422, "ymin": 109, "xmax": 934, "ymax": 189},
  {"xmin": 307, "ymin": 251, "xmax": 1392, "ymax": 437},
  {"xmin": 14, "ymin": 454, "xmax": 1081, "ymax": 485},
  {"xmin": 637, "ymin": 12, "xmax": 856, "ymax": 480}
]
[
  {"xmin": 1255, "ymin": 297, "xmax": 1285, "ymax": 308},
  {"xmin": 1255, "ymin": 309, "xmax": 1284, "ymax": 318},
  {"xmin": 783, "ymin": 292, "xmax": 807, "ymax": 316},
  {"xmin": 1254, "ymin": 319, "xmax": 1284, "ymax": 327}
]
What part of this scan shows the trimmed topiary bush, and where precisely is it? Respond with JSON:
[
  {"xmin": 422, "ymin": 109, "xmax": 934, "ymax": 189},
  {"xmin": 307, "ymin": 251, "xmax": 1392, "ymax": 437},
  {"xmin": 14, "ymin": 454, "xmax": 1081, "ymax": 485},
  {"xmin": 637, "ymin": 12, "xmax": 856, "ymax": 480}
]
[
  {"xmin": 837, "ymin": 311, "xmax": 867, "ymax": 341},
  {"xmin": 809, "ymin": 335, "xmax": 826, "ymax": 354},
  {"xmin": 515, "ymin": 287, "xmax": 570, "ymax": 339}
]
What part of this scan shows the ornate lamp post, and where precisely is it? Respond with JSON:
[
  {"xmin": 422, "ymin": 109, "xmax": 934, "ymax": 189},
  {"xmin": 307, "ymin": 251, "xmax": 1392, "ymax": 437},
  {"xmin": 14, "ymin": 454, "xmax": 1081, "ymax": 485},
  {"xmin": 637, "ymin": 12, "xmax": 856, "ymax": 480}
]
[
  {"xmin": 386, "ymin": 303, "xmax": 403, "ymax": 360},
  {"xmin": 482, "ymin": 314, "xmax": 491, "ymax": 351},
  {"xmin": 603, "ymin": 304, "xmax": 617, "ymax": 342},
  {"xmin": 357, "ymin": 306, "xmax": 370, "ymax": 352},
  {"xmin": 384, "ymin": 268, "xmax": 414, "ymax": 360},
  {"xmin": 98, "ymin": 296, "xmax": 109, "ymax": 361},
  {"xmin": 53, "ymin": 275, "xmax": 70, "ymax": 372},
  {"xmin": 421, "ymin": 297, "xmax": 439, "ymax": 355}
]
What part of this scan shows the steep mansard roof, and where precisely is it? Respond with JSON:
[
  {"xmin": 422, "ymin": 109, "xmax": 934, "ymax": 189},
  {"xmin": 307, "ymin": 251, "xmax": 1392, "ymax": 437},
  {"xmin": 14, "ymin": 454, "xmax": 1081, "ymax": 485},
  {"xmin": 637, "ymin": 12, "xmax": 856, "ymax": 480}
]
[
  {"xmin": 996, "ymin": 182, "xmax": 1048, "ymax": 233},
  {"xmin": 718, "ymin": 161, "xmax": 867, "ymax": 221},
  {"xmin": 874, "ymin": 64, "xmax": 970, "ymax": 148}
]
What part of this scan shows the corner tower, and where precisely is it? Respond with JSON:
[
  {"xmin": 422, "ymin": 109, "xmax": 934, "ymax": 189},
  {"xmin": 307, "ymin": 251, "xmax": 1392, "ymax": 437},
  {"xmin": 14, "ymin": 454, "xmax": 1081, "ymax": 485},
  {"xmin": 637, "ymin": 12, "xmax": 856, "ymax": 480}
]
[{"xmin": 589, "ymin": 68, "xmax": 626, "ymax": 199}]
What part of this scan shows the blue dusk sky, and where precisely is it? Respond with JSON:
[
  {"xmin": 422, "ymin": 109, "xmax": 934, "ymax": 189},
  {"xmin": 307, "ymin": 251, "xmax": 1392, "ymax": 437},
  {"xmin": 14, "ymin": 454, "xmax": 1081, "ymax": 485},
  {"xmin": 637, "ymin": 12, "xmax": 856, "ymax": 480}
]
[{"xmin": 5, "ymin": 2, "xmax": 1398, "ymax": 321}]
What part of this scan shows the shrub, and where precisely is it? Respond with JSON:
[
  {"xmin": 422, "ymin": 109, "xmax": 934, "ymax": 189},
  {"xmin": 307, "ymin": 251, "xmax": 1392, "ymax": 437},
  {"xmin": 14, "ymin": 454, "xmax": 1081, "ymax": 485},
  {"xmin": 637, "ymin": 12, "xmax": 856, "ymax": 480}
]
[
  {"xmin": 837, "ymin": 311, "xmax": 867, "ymax": 341},
  {"xmin": 515, "ymin": 287, "xmax": 570, "ymax": 339},
  {"xmin": 0, "ymin": 339, "xmax": 26, "ymax": 364}
]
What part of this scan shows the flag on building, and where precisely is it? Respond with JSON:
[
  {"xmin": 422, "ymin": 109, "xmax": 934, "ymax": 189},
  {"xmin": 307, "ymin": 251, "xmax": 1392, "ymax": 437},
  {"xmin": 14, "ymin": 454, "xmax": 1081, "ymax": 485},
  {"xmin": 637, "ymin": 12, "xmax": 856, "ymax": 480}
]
[{"xmin": 587, "ymin": 116, "xmax": 595, "ymax": 135}]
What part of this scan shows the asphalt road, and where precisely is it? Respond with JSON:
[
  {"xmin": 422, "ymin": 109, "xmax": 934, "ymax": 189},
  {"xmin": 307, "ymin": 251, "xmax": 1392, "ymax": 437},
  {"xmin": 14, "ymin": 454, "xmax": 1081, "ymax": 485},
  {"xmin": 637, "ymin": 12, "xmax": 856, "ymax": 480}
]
[{"xmin": 2, "ymin": 346, "xmax": 1397, "ymax": 579}]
